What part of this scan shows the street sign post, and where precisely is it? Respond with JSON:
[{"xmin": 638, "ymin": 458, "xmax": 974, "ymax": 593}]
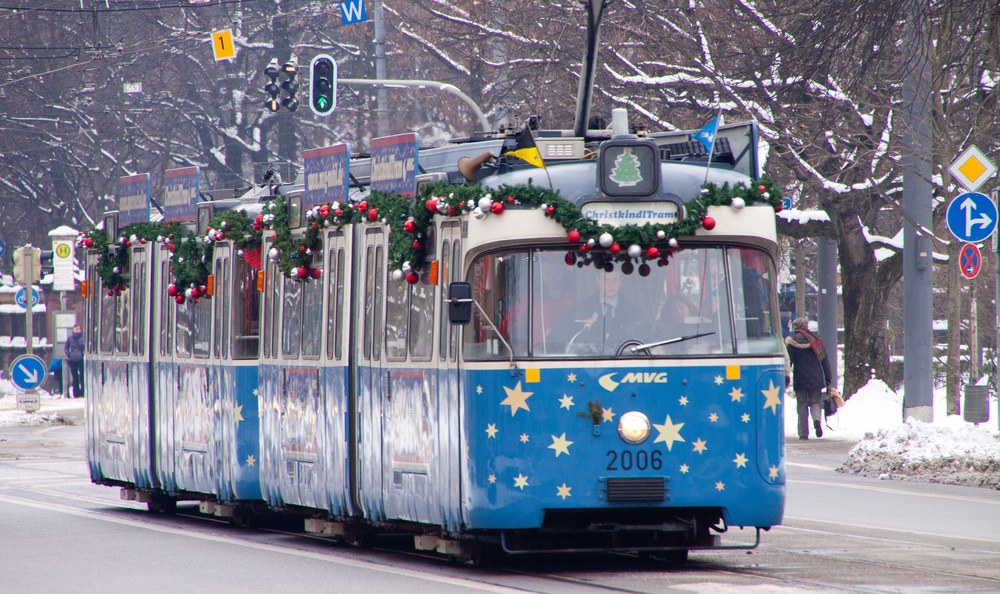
[
  {"xmin": 11, "ymin": 354, "xmax": 45, "ymax": 412},
  {"xmin": 960, "ymin": 243, "xmax": 982, "ymax": 280},
  {"xmin": 946, "ymin": 192, "xmax": 998, "ymax": 243}
]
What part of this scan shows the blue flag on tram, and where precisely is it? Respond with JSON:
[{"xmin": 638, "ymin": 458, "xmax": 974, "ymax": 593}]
[{"xmin": 693, "ymin": 116, "xmax": 719, "ymax": 154}]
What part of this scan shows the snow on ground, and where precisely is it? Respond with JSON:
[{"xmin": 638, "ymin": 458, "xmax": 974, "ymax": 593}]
[{"xmin": 3, "ymin": 374, "xmax": 998, "ymax": 489}]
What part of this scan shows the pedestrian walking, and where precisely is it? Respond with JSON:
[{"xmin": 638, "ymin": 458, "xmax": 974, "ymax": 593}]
[
  {"xmin": 65, "ymin": 325, "xmax": 85, "ymax": 398},
  {"xmin": 786, "ymin": 318, "xmax": 833, "ymax": 439}
]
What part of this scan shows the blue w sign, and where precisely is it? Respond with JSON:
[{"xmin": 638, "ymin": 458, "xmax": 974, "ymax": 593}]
[{"xmin": 342, "ymin": 0, "xmax": 366, "ymax": 25}]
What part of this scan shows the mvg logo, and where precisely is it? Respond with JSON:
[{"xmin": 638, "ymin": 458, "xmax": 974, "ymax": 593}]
[{"xmin": 598, "ymin": 371, "xmax": 668, "ymax": 392}]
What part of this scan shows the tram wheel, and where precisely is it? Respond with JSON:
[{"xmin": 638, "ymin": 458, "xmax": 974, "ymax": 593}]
[
  {"xmin": 640, "ymin": 549, "xmax": 688, "ymax": 564},
  {"xmin": 147, "ymin": 497, "xmax": 177, "ymax": 515},
  {"xmin": 469, "ymin": 542, "xmax": 504, "ymax": 567}
]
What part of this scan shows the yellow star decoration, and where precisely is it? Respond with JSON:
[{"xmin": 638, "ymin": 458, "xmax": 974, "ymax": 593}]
[
  {"xmin": 741, "ymin": 413, "xmax": 751, "ymax": 423},
  {"xmin": 246, "ymin": 454, "xmax": 256, "ymax": 467},
  {"xmin": 513, "ymin": 473, "xmax": 529, "ymax": 490},
  {"xmin": 730, "ymin": 387, "xmax": 744, "ymax": 402},
  {"xmin": 762, "ymin": 380, "xmax": 782, "ymax": 414},
  {"xmin": 678, "ymin": 396, "xmax": 689, "ymax": 406},
  {"xmin": 733, "ymin": 453, "xmax": 748, "ymax": 468},
  {"xmin": 692, "ymin": 438, "xmax": 708, "ymax": 454},
  {"xmin": 556, "ymin": 483, "xmax": 572, "ymax": 500},
  {"xmin": 234, "ymin": 404, "xmax": 244, "ymax": 427},
  {"xmin": 653, "ymin": 415, "xmax": 685, "ymax": 451},
  {"xmin": 548, "ymin": 433, "xmax": 573, "ymax": 457},
  {"xmin": 485, "ymin": 423, "xmax": 498, "ymax": 438},
  {"xmin": 500, "ymin": 381, "xmax": 532, "ymax": 416},
  {"xmin": 559, "ymin": 394, "xmax": 575, "ymax": 410},
  {"xmin": 679, "ymin": 464, "xmax": 689, "ymax": 474},
  {"xmin": 519, "ymin": 433, "xmax": 530, "ymax": 443},
  {"xmin": 488, "ymin": 474, "xmax": 497, "ymax": 484},
  {"xmin": 708, "ymin": 412, "xmax": 719, "ymax": 423},
  {"xmin": 602, "ymin": 407, "xmax": 616, "ymax": 423},
  {"xmin": 714, "ymin": 375, "xmax": 724, "ymax": 385},
  {"xmin": 253, "ymin": 388, "xmax": 259, "ymax": 396},
  {"xmin": 715, "ymin": 481, "xmax": 725, "ymax": 491},
  {"xmin": 476, "ymin": 385, "xmax": 483, "ymax": 394},
  {"xmin": 567, "ymin": 373, "xmax": 577, "ymax": 383},
  {"xmin": 768, "ymin": 465, "xmax": 779, "ymax": 480}
]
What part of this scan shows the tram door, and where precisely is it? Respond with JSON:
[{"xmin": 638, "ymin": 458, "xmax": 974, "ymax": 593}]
[
  {"xmin": 352, "ymin": 226, "xmax": 386, "ymax": 517},
  {"xmin": 210, "ymin": 244, "xmax": 235, "ymax": 500},
  {"xmin": 323, "ymin": 229, "xmax": 352, "ymax": 516},
  {"xmin": 84, "ymin": 249, "xmax": 102, "ymax": 480},
  {"xmin": 437, "ymin": 221, "xmax": 463, "ymax": 529},
  {"xmin": 127, "ymin": 245, "xmax": 155, "ymax": 488}
]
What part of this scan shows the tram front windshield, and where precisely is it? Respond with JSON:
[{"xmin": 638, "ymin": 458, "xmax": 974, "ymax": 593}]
[{"xmin": 465, "ymin": 246, "xmax": 781, "ymax": 358}]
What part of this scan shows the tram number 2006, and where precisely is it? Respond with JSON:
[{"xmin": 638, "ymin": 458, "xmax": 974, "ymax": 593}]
[{"xmin": 606, "ymin": 449, "xmax": 663, "ymax": 471}]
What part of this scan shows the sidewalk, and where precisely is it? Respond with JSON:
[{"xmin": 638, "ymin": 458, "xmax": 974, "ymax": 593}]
[{"xmin": 0, "ymin": 391, "xmax": 85, "ymax": 427}]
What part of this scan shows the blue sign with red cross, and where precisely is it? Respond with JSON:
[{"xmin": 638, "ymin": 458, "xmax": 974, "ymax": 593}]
[{"xmin": 960, "ymin": 243, "xmax": 982, "ymax": 280}]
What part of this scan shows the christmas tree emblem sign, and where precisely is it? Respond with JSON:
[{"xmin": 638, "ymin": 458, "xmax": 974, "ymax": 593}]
[{"xmin": 609, "ymin": 147, "xmax": 643, "ymax": 188}]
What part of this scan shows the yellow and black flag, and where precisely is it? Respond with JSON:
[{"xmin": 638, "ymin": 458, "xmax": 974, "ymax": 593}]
[{"xmin": 505, "ymin": 126, "xmax": 545, "ymax": 169}]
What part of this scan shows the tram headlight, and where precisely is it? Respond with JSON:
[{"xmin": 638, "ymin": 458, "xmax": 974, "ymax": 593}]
[{"xmin": 617, "ymin": 411, "xmax": 651, "ymax": 445}]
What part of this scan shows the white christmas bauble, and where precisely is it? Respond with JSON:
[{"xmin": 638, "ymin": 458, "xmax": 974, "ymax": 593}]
[
  {"xmin": 668, "ymin": 238, "xmax": 678, "ymax": 248},
  {"xmin": 220, "ymin": 221, "xmax": 227, "ymax": 228},
  {"xmin": 627, "ymin": 244, "xmax": 642, "ymax": 258},
  {"xmin": 237, "ymin": 249, "xmax": 244, "ymax": 256},
  {"xmin": 700, "ymin": 188, "xmax": 709, "ymax": 195},
  {"xmin": 473, "ymin": 207, "xmax": 485, "ymax": 220},
  {"xmin": 268, "ymin": 248, "xmax": 279, "ymax": 260},
  {"xmin": 587, "ymin": 238, "xmax": 596, "ymax": 247},
  {"xmin": 478, "ymin": 197, "xmax": 492, "ymax": 210},
  {"xmin": 762, "ymin": 192, "xmax": 771, "ymax": 200},
  {"xmin": 331, "ymin": 201, "xmax": 340, "ymax": 210},
  {"xmin": 540, "ymin": 203, "xmax": 547, "ymax": 211},
  {"xmin": 402, "ymin": 261, "xmax": 412, "ymax": 274},
  {"xmin": 731, "ymin": 197, "xmax": 746, "ymax": 211},
  {"xmin": 598, "ymin": 232, "xmax": 614, "ymax": 248},
  {"xmin": 185, "ymin": 288, "xmax": 194, "ymax": 298},
  {"xmin": 392, "ymin": 269, "xmax": 404, "ymax": 281},
  {"xmin": 130, "ymin": 234, "xmax": 138, "ymax": 243},
  {"xmin": 656, "ymin": 230, "xmax": 666, "ymax": 240}
]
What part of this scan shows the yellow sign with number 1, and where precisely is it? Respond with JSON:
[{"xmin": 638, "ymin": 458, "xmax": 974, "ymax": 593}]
[{"xmin": 212, "ymin": 30, "xmax": 235, "ymax": 61}]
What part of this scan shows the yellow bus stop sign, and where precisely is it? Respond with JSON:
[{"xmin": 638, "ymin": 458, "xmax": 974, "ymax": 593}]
[{"xmin": 212, "ymin": 30, "xmax": 236, "ymax": 61}]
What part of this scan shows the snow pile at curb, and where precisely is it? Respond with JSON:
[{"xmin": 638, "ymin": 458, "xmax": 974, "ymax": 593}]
[{"xmin": 838, "ymin": 416, "xmax": 1000, "ymax": 489}]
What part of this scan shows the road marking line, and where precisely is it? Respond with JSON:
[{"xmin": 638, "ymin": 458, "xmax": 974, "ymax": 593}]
[
  {"xmin": 789, "ymin": 479, "xmax": 1000, "ymax": 506},
  {"xmin": 0, "ymin": 493, "xmax": 524, "ymax": 593}
]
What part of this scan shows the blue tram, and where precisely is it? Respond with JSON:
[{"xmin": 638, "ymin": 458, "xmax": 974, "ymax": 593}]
[{"xmin": 82, "ymin": 111, "xmax": 787, "ymax": 561}]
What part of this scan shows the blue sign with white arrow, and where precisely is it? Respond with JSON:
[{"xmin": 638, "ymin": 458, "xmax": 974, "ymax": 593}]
[
  {"xmin": 946, "ymin": 192, "xmax": 998, "ymax": 243},
  {"xmin": 10, "ymin": 354, "xmax": 46, "ymax": 391},
  {"xmin": 0, "ymin": 238, "xmax": 6, "ymax": 259},
  {"xmin": 15, "ymin": 286, "xmax": 39, "ymax": 309}
]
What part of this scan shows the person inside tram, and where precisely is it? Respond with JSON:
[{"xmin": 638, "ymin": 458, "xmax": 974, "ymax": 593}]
[
  {"xmin": 546, "ymin": 269, "xmax": 642, "ymax": 354},
  {"xmin": 656, "ymin": 293, "xmax": 698, "ymax": 337}
]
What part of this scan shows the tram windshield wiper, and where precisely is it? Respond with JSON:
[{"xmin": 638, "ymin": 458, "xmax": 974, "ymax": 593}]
[{"xmin": 630, "ymin": 332, "xmax": 715, "ymax": 353}]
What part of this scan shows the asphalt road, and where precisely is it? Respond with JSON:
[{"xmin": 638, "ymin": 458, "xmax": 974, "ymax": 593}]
[{"xmin": 2, "ymin": 398, "xmax": 1000, "ymax": 593}]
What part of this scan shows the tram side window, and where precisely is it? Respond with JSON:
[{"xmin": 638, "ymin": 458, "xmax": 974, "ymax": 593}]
[
  {"xmin": 282, "ymin": 275, "xmax": 302, "ymax": 358},
  {"xmin": 88, "ymin": 263, "xmax": 98, "ymax": 353},
  {"xmin": 221, "ymin": 258, "xmax": 231, "ymax": 359},
  {"xmin": 325, "ymin": 247, "xmax": 340, "ymax": 360},
  {"xmin": 464, "ymin": 250, "xmax": 527, "ymax": 360},
  {"xmin": 363, "ymin": 246, "xmax": 374, "ymax": 359},
  {"xmin": 334, "ymin": 249, "xmax": 345, "ymax": 359},
  {"xmin": 385, "ymin": 261, "xmax": 408, "ymax": 360},
  {"xmin": 214, "ymin": 258, "xmax": 225, "ymax": 359},
  {"xmin": 408, "ymin": 268, "xmax": 436, "ymax": 360},
  {"xmin": 301, "ymin": 254, "xmax": 322, "ymax": 360},
  {"xmin": 372, "ymin": 246, "xmax": 384, "ymax": 361},
  {"xmin": 116, "ymin": 285, "xmax": 132, "ymax": 355},
  {"xmin": 159, "ymin": 259, "xmax": 172, "ymax": 357},
  {"xmin": 268, "ymin": 259, "xmax": 281, "ymax": 359},
  {"xmin": 439, "ymin": 241, "xmax": 450, "ymax": 361},
  {"xmin": 729, "ymin": 247, "xmax": 781, "ymax": 354},
  {"xmin": 193, "ymin": 292, "xmax": 212, "ymax": 358},
  {"xmin": 131, "ymin": 263, "xmax": 146, "ymax": 356},
  {"xmin": 449, "ymin": 240, "xmax": 461, "ymax": 362},
  {"xmin": 99, "ymin": 279, "xmax": 115, "ymax": 353},
  {"xmin": 232, "ymin": 256, "xmax": 260, "ymax": 360},
  {"xmin": 175, "ymin": 299, "xmax": 193, "ymax": 357}
]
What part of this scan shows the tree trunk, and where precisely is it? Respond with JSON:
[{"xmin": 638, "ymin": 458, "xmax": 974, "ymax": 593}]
[{"xmin": 795, "ymin": 241, "xmax": 807, "ymax": 319}]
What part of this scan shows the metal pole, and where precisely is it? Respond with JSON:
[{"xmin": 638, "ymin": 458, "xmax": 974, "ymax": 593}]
[
  {"xmin": 901, "ymin": 0, "xmax": 933, "ymax": 422},
  {"xmin": 25, "ymin": 246, "xmax": 34, "ymax": 357},
  {"xmin": 373, "ymin": 0, "xmax": 389, "ymax": 137},
  {"xmin": 818, "ymin": 238, "xmax": 839, "ymax": 387},
  {"xmin": 572, "ymin": 0, "xmax": 607, "ymax": 138}
]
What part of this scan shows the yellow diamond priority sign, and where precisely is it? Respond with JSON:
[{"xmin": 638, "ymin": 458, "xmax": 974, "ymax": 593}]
[{"xmin": 949, "ymin": 144, "xmax": 996, "ymax": 193}]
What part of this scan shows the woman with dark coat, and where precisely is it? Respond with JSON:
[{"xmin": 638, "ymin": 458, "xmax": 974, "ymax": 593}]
[{"xmin": 785, "ymin": 318, "xmax": 833, "ymax": 439}]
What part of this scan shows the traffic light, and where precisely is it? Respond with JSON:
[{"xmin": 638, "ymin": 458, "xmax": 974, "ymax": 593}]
[
  {"xmin": 264, "ymin": 58, "xmax": 280, "ymax": 112},
  {"xmin": 281, "ymin": 56, "xmax": 299, "ymax": 112},
  {"xmin": 12, "ymin": 246, "xmax": 41, "ymax": 284},
  {"xmin": 309, "ymin": 54, "xmax": 337, "ymax": 117},
  {"xmin": 39, "ymin": 250, "xmax": 53, "ymax": 278}
]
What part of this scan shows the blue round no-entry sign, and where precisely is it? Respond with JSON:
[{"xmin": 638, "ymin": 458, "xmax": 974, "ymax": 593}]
[{"xmin": 10, "ymin": 354, "xmax": 46, "ymax": 391}]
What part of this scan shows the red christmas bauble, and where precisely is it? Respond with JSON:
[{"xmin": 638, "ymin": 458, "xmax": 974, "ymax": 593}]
[
  {"xmin": 368, "ymin": 208, "xmax": 378, "ymax": 221},
  {"xmin": 506, "ymin": 196, "xmax": 515, "ymax": 204},
  {"xmin": 546, "ymin": 206, "xmax": 555, "ymax": 214},
  {"xmin": 702, "ymin": 216, "xmax": 716, "ymax": 230},
  {"xmin": 564, "ymin": 252, "xmax": 576, "ymax": 265},
  {"xmin": 426, "ymin": 199, "xmax": 439, "ymax": 213},
  {"xmin": 403, "ymin": 220, "xmax": 416, "ymax": 233},
  {"xmin": 609, "ymin": 243, "xmax": 621, "ymax": 255},
  {"xmin": 773, "ymin": 202, "xmax": 783, "ymax": 213},
  {"xmin": 297, "ymin": 267, "xmax": 309, "ymax": 279},
  {"xmin": 335, "ymin": 209, "xmax": 342, "ymax": 216},
  {"xmin": 319, "ymin": 206, "xmax": 329, "ymax": 218},
  {"xmin": 175, "ymin": 295, "xmax": 185, "ymax": 304},
  {"xmin": 448, "ymin": 206, "xmax": 457, "ymax": 215},
  {"xmin": 190, "ymin": 287, "xmax": 200, "ymax": 298},
  {"xmin": 759, "ymin": 185, "xmax": 766, "ymax": 191},
  {"xmin": 358, "ymin": 201, "xmax": 368, "ymax": 211},
  {"xmin": 568, "ymin": 230, "xmax": 581, "ymax": 243},
  {"xmin": 412, "ymin": 240, "xmax": 421, "ymax": 249},
  {"xmin": 85, "ymin": 238, "xmax": 93, "ymax": 247},
  {"xmin": 167, "ymin": 284, "xmax": 178, "ymax": 297},
  {"xmin": 107, "ymin": 290, "xmax": 114, "ymax": 296},
  {"xmin": 491, "ymin": 202, "xmax": 504, "ymax": 215},
  {"xmin": 406, "ymin": 272, "xmax": 419, "ymax": 284},
  {"xmin": 255, "ymin": 214, "xmax": 263, "ymax": 225},
  {"xmin": 310, "ymin": 268, "xmax": 322, "ymax": 279},
  {"xmin": 646, "ymin": 246, "xmax": 660, "ymax": 259},
  {"xmin": 168, "ymin": 243, "xmax": 175, "ymax": 250},
  {"xmin": 300, "ymin": 245, "xmax": 307, "ymax": 251}
]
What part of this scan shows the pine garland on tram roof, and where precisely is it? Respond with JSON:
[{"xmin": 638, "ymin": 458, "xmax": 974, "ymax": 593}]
[{"xmin": 83, "ymin": 177, "xmax": 782, "ymax": 297}]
